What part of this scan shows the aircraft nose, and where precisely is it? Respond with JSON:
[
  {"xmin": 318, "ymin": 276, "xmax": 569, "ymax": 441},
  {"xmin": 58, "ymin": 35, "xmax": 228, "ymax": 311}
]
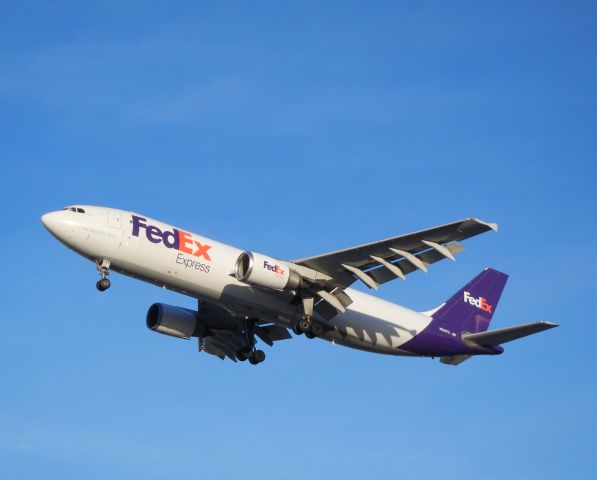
[
  {"xmin": 41, "ymin": 211, "xmax": 69, "ymax": 241},
  {"xmin": 41, "ymin": 211, "xmax": 58, "ymax": 231}
]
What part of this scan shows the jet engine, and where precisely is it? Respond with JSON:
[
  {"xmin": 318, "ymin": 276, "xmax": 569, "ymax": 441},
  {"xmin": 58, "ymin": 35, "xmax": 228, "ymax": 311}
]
[
  {"xmin": 234, "ymin": 251, "xmax": 302, "ymax": 291},
  {"xmin": 146, "ymin": 303, "xmax": 206, "ymax": 339}
]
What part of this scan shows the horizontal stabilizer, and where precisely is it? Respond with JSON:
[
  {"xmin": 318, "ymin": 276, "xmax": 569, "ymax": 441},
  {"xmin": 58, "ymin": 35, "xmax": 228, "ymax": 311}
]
[
  {"xmin": 463, "ymin": 321, "xmax": 558, "ymax": 347},
  {"xmin": 440, "ymin": 355, "xmax": 472, "ymax": 366}
]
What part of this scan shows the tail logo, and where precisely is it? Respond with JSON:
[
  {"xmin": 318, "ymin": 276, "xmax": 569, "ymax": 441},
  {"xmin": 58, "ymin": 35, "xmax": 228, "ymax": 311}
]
[{"xmin": 463, "ymin": 291, "xmax": 493, "ymax": 313}]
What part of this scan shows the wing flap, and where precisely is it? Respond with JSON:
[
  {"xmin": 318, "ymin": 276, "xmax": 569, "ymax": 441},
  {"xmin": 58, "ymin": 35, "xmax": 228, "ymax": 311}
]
[
  {"xmin": 368, "ymin": 241, "xmax": 464, "ymax": 285},
  {"xmin": 196, "ymin": 300, "xmax": 294, "ymax": 361},
  {"xmin": 255, "ymin": 324, "xmax": 292, "ymax": 346},
  {"xmin": 204, "ymin": 334, "xmax": 241, "ymax": 361},
  {"xmin": 202, "ymin": 341, "xmax": 226, "ymax": 360}
]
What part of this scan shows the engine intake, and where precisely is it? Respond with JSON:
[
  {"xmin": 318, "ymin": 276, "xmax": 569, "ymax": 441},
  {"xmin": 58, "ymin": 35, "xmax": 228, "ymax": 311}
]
[
  {"xmin": 234, "ymin": 252, "xmax": 302, "ymax": 291},
  {"xmin": 146, "ymin": 303, "xmax": 201, "ymax": 339}
]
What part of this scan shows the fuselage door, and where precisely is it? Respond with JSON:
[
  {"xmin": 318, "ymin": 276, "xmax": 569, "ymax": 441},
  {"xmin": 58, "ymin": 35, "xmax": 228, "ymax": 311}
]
[{"xmin": 109, "ymin": 209, "xmax": 123, "ymax": 229}]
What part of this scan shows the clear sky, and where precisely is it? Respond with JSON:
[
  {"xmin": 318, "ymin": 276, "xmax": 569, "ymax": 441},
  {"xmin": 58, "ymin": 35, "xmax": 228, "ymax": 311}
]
[{"xmin": 1, "ymin": 1, "xmax": 595, "ymax": 479}]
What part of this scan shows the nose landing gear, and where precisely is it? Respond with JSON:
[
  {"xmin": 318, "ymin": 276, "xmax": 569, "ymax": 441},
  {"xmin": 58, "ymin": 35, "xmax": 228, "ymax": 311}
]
[{"xmin": 95, "ymin": 259, "xmax": 111, "ymax": 291}]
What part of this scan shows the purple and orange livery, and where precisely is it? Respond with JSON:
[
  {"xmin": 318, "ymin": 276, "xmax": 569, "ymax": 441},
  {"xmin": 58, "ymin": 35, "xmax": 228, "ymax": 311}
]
[
  {"xmin": 132, "ymin": 215, "xmax": 212, "ymax": 260},
  {"xmin": 41, "ymin": 206, "xmax": 558, "ymax": 366},
  {"xmin": 400, "ymin": 269, "xmax": 508, "ymax": 357}
]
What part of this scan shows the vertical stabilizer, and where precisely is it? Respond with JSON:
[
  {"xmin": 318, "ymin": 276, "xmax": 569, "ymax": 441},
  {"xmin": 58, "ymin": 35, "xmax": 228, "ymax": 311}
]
[{"xmin": 432, "ymin": 268, "xmax": 508, "ymax": 334}]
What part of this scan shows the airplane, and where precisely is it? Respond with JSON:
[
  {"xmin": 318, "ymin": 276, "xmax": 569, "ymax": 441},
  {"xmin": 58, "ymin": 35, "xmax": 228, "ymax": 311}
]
[{"xmin": 41, "ymin": 205, "xmax": 557, "ymax": 366}]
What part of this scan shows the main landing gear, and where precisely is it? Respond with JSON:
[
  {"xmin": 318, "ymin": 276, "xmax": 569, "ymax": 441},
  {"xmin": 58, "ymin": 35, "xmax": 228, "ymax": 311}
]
[
  {"xmin": 293, "ymin": 316, "xmax": 324, "ymax": 338},
  {"xmin": 236, "ymin": 318, "xmax": 266, "ymax": 365},
  {"xmin": 293, "ymin": 292, "xmax": 324, "ymax": 338},
  {"xmin": 95, "ymin": 259, "xmax": 111, "ymax": 292},
  {"xmin": 236, "ymin": 347, "xmax": 266, "ymax": 365}
]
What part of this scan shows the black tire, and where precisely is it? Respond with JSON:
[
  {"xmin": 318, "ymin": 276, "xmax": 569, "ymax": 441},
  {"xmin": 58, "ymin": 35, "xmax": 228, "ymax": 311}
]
[
  {"xmin": 310, "ymin": 322, "xmax": 323, "ymax": 337},
  {"xmin": 99, "ymin": 278, "xmax": 111, "ymax": 290},
  {"xmin": 305, "ymin": 331, "xmax": 315, "ymax": 339},
  {"xmin": 249, "ymin": 357, "xmax": 259, "ymax": 365},
  {"xmin": 292, "ymin": 323, "xmax": 303, "ymax": 335},
  {"xmin": 236, "ymin": 347, "xmax": 251, "ymax": 361},
  {"xmin": 253, "ymin": 350, "xmax": 266, "ymax": 363},
  {"xmin": 96, "ymin": 280, "xmax": 105, "ymax": 292}
]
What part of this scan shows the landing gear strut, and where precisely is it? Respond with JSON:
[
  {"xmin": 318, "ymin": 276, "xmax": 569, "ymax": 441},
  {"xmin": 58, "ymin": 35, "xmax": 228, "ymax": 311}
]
[
  {"xmin": 293, "ymin": 291, "xmax": 324, "ymax": 338},
  {"xmin": 96, "ymin": 259, "xmax": 111, "ymax": 291},
  {"xmin": 236, "ymin": 318, "xmax": 266, "ymax": 365}
]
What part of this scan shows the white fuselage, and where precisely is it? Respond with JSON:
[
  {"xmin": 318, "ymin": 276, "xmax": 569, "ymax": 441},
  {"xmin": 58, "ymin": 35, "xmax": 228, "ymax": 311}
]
[{"xmin": 42, "ymin": 206, "xmax": 435, "ymax": 356}]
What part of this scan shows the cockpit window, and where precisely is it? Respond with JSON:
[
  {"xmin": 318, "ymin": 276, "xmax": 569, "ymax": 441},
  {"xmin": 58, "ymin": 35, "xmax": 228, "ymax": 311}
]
[{"xmin": 62, "ymin": 206, "xmax": 85, "ymax": 213}]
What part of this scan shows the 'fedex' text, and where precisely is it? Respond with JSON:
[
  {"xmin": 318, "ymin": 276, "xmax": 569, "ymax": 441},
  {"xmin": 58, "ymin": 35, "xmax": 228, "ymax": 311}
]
[
  {"xmin": 132, "ymin": 215, "xmax": 212, "ymax": 260},
  {"xmin": 263, "ymin": 260, "xmax": 285, "ymax": 277},
  {"xmin": 463, "ymin": 291, "xmax": 493, "ymax": 313}
]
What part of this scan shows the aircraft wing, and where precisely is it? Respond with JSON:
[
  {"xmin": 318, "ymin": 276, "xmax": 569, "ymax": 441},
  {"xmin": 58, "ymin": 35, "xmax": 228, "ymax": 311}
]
[
  {"xmin": 202, "ymin": 329, "xmax": 245, "ymax": 362},
  {"xmin": 292, "ymin": 218, "xmax": 498, "ymax": 290},
  {"xmin": 197, "ymin": 301, "xmax": 292, "ymax": 361}
]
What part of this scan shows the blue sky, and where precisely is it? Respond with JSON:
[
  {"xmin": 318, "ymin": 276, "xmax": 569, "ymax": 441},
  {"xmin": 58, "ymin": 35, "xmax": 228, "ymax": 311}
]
[{"xmin": 1, "ymin": 1, "xmax": 596, "ymax": 478}]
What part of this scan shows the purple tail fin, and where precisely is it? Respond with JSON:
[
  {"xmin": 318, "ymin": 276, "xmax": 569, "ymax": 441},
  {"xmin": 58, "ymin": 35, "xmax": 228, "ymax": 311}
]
[{"xmin": 432, "ymin": 268, "xmax": 508, "ymax": 334}]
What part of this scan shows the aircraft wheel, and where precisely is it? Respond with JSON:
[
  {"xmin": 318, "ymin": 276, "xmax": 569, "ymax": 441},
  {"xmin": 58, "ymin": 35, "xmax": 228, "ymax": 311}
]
[
  {"xmin": 236, "ymin": 347, "xmax": 251, "ymax": 361},
  {"xmin": 310, "ymin": 322, "xmax": 323, "ymax": 337},
  {"xmin": 97, "ymin": 278, "xmax": 111, "ymax": 291},
  {"xmin": 249, "ymin": 357, "xmax": 259, "ymax": 365},
  {"xmin": 253, "ymin": 350, "xmax": 266, "ymax": 363},
  {"xmin": 305, "ymin": 331, "xmax": 315, "ymax": 339},
  {"xmin": 292, "ymin": 323, "xmax": 303, "ymax": 335}
]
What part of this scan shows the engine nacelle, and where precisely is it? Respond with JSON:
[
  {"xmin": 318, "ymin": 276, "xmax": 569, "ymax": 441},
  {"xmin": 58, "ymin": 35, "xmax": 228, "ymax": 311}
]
[
  {"xmin": 234, "ymin": 251, "xmax": 302, "ymax": 291},
  {"xmin": 146, "ymin": 303, "xmax": 202, "ymax": 339}
]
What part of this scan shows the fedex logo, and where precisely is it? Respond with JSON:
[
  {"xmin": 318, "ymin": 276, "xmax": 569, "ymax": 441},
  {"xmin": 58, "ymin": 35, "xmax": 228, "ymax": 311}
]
[
  {"xmin": 463, "ymin": 291, "xmax": 493, "ymax": 313},
  {"xmin": 263, "ymin": 260, "xmax": 285, "ymax": 277},
  {"xmin": 131, "ymin": 215, "xmax": 212, "ymax": 260}
]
